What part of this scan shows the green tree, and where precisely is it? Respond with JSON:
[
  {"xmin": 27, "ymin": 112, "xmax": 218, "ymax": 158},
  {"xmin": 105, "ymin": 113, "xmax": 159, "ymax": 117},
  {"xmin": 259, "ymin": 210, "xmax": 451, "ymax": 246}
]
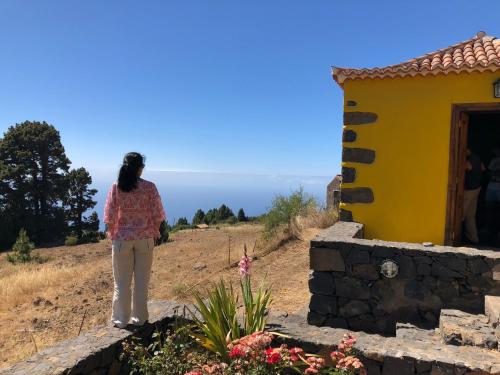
[
  {"xmin": 7, "ymin": 229, "xmax": 35, "ymax": 263},
  {"xmin": 176, "ymin": 217, "xmax": 189, "ymax": 226},
  {"xmin": 192, "ymin": 209, "xmax": 206, "ymax": 225},
  {"xmin": 217, "ymin": 204, "xmax": 234, "ymax": 221},
  {"xmin": 0, "ymin": 121, "xmax": 71, "ymax": 246},
  {"xmin": 204, "ymin": 208, "xmax": 218, "ymax": 224},
  {"xmin": 65, "ymin": 167, "xmax": 98, "ymax": 238},
  {"xmin": 237, "ymin": 208, "xmax": 247, "ymax": 222}
]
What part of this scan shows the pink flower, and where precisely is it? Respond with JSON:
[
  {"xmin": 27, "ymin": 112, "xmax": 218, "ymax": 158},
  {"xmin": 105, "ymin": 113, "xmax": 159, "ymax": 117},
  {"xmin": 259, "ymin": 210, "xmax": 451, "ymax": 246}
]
[
  {"xmin": 238, "ymin": 251, "xmax": 251, "ymax": 277},
  {"xmin": 289, "ymin": 347, "xmax": 304, "ymax": 362},
  {"xmin": 184, "ymin": 372, "xmax": 203, "ymax": 375}
]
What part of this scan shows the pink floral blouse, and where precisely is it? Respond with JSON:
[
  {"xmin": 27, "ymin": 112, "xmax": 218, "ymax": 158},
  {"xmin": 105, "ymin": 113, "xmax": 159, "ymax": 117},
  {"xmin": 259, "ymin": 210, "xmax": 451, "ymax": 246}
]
[{"xmin": 104, "ymin": 179, "xmax": 166, "ymax": 240}]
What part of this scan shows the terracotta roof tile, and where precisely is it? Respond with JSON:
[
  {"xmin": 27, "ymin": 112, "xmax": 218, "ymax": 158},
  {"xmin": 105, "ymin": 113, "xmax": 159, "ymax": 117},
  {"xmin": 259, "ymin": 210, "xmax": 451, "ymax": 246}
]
[{"xmin": 333, "ymin": 32, "xmax": 500, "ymax": 85}]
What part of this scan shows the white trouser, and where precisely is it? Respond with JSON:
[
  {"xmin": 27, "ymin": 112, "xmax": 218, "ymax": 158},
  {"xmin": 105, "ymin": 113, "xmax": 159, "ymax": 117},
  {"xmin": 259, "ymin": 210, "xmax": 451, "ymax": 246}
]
[{"xmin": 111, "ymin": 238, "xmax": 154, "ymax": 325}]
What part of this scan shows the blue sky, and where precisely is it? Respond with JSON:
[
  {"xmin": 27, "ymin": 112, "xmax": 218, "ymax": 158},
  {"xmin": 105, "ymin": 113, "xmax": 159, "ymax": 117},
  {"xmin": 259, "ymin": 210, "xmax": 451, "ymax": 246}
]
[{"xmin": 0, "ymin": 0, "xmax": 499, "ymax": 178}]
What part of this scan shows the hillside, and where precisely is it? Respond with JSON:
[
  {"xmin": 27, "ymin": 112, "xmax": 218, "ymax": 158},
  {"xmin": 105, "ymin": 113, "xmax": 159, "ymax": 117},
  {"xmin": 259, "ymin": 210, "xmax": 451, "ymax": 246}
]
[{"xmin": 0, "ymin": 224, "xmax": 316, "ymax": 368}]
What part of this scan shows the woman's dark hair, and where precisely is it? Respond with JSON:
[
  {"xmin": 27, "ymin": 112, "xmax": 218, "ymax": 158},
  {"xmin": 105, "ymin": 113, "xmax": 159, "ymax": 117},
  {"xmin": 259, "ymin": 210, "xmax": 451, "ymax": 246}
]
[{"xmin": 118, "ymin": 152, "xmax": 145, "ymax": 192}]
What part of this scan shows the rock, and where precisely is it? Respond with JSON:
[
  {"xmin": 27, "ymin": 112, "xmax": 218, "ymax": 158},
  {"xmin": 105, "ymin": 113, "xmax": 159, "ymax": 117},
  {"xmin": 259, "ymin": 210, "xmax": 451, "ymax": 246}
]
[
  {"xmin": 485, "ymin": 295, "xmax": 500, "ymax": 327},
  {"xmin": 307, "ymin": 311, "xmax": 326, "ymax": 326},
  {"xmin": 193, "ymin": 262, "xmax": 207, "ymax": 271},
  {"xmin": 469, "ymin": 258, "xmax": 490, "ymax": 274},
  {"xmin": 394, "ymin": 255, "xmax": 416, "ymax": 279},
  {"xmin": 439, "ymin": 309, "xmax": 497, "ymax": 349},
  {"xmin": 308, "ymin": 271, "xmax": 335, "ymax": 296},
  {"xmin": 32, "ymin": 297, "xmax": 44, "ymax": 306},
  {"xmin": 309, "ymin": 294, "xmax": 337, "ymax": 315},
  {"xmin": 404, "ymin": 280, "xmax": 431, "ymax": 301},
  {"xmin": 423, "ymin": 242, "xmax": 434, "ymax": 247},
  {"xmin": 310, "ymin": 248, "xmax": 345, "ymax": 272},
  {"xmin": 339, "ymin": 300, "xmax": 371, "ymax": 317},
  {"xmin": 382, "ymin": 357, "xmax": 415, "ymax": 375},
  {"xmin": 335, "ymin": 277, "xmax": 370, "ymax": 300},
  {"xmin": 345, "ymin": 250, "xmax": 370, "ymax": 265},
  {"xmin": 417, "ymin": 263, "xmax": 431, "ymax": 276},
  {"xmin": 431, "ymin": 263, "xmax": 462, "ymax": 279},
  {"xmin": 436, "ymin": 280, "xmax": 459, "ymax": 302},
  {"xmin": 352, "ymin": 264, "xmax": 380, "ymax": 281}
]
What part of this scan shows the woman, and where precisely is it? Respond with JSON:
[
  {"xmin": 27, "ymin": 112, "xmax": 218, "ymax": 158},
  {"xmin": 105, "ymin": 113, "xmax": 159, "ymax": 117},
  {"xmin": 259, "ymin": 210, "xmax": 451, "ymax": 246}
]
[{"xmin": 104, "ymin": 152, "xmax": 166, "ymax": 328}]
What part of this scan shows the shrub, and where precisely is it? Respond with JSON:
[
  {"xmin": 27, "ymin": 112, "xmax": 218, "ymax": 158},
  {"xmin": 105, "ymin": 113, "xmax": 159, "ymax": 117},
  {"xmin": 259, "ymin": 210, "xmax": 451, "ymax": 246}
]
[
  {"xmin": 64, "ymin": 236, "xmax": 78, "ymax": 246},
  {"xmin": 262, "ymin": 187, "xmax": 317, "ymax": 239},
  {"xmin": 7, "ymin": 229, "xmax": 35, "ymax": 263},
  {"xmin": 156, "ymin": 220, "xmax": 170, "ymax": 245}
]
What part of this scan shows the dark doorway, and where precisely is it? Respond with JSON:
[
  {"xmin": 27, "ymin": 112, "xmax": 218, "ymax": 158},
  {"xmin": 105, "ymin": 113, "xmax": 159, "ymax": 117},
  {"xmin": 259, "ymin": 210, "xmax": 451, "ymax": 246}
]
[
  {"xmin": 445, "ymin": 103, "xmax": 500, "ymax": 247},
  {"xmin": 467, "ymin": 112, "xmax": 500, "ymax": 246}
]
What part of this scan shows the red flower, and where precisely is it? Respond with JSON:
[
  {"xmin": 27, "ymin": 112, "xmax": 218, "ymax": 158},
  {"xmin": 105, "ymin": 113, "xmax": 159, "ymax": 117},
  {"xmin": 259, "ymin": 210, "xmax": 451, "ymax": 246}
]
[
  {"xmin": 229, "ymin": 346, "xmax": 246, "ymax": 358},
  {"xmin": 265, "ymin": 348, "xmax": 282, "ymax": 364}
]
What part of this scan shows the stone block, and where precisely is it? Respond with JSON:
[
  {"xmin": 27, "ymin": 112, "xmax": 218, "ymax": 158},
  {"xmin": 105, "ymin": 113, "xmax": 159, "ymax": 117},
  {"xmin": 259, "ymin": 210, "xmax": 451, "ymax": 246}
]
[
  {"xmin": 442, "ymin": 257, "xmax": 467, "ymax": 273},
  {"xmin": 404, "ymin": 280, "xmax": 431, "ymax": 301},
  {"xmin": 341, "ymin": 187, "xmax": 374, "ymax": 204},
  {"xmin": 308, "ymin": 271, "xmax": 335, "ymax": 296},
  {"xmin": 439, "ymin": 309, "xmax": 497, "ymax": 349},
  {"xmin": 306, "ymin": 311, "xmax": 326, "ymax": 326},
  {"xmin": 309, "ymin": 294, "xmax": 337, "ymax": 315},
  {"xmin": 339, "ymin": 209, "xmax": 353, "ymax": 222},
  {"xmin": 342, "ymin": 166, "xmax": 356, "ymax": 183},
  {"xmin": 382, "ymin": 357, "xmax": 415, "ymax": 375},
  {"xmin": 468, "ymin": 258, "xmax": 490, "ymax": 274},
  {"xmin": 335, "ymin": 277, "xmax": 370, "ymax": 300},
  {"xmin": 342, "ymin": 147, "xmax": 376, "ymax": 164},
  {"xmin": 342, "ymin": 129, "xmax": 357, "ymax": 142},
  {"xmin": 339, "ymin": 300, "xmax": 371, "ymax": 317},
  {"xmin": 485, "ymin": 295, "xmax": 500, "ymax": 327},
  {"xmin": 417, "ymin": 263, "xmax": 431, "ymax": 276},
  {"xmin": 431, "ymin": 263, "xmax": 462, "ymax": 279},
  {"xmin": 344, "ymin": 111, "xmax": 378, "ymax": 125},
  {"xmin": 395, "ymin": 255, "xmax": 416, "ymax": 279},
  {"xmin": 310, "ymin": 248, "xmax": 345, "ymax": 272},
  {"xmin": 352, "ymin": 264, "xmax": 380, "ymax": 281},
  {"xmin": 436, "ymin": 280, "xmax": 459, "ymax": 302},
  {"xmin": 324, "ymin": 316, "xmax": 348, "ymax": 328},
  {"xmin": 346, "ymin": 250, "xmax": 370, "ymax": 265}
]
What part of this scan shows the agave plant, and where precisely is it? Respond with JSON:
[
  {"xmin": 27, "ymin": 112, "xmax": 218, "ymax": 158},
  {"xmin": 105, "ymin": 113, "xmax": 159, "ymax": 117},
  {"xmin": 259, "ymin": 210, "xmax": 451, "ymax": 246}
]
[{"xmin": 187, "ymin": 279, "xmax": 240, "ymax": 360}]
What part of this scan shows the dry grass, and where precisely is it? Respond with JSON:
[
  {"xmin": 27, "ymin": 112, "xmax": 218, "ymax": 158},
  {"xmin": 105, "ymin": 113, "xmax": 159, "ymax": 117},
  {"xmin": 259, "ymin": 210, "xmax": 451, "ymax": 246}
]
[
  {"xmin": 256, "ymin": 208, "xmax": 337, "ymax": 256},
  {"xmin": 0, "ymin": 263, "xmax": 84, "ymax": 310}
]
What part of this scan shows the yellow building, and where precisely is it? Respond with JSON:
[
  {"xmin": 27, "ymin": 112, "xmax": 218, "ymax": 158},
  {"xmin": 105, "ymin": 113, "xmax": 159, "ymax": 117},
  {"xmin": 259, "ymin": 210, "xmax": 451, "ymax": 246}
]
[{"xmin": 333, "ymin": 32, "xmax": 500, "ymax": 246}]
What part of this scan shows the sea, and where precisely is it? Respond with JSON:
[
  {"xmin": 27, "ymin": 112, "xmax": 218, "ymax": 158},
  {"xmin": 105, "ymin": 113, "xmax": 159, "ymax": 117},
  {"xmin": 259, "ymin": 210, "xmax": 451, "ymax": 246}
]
[{"xmin": 90, "ymin": 170, "xmax": 333, "ymax": 228}]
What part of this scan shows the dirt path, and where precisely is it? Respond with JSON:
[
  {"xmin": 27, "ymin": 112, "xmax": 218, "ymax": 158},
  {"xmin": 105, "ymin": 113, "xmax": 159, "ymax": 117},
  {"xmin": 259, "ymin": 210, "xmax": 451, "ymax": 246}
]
[{"xmin": 0, "ymin": 224, "xmax": 315, "ymax": 368}]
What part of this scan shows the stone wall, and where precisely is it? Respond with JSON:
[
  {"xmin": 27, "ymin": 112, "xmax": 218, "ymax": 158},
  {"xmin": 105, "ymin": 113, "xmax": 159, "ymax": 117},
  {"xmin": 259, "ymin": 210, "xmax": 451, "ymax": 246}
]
[
  {"xmin": 3, "ymin": 298, "xmax": 500, "ymax": 374},
  {"xmin": 308, "ymin": 222, "xmax": 500, "ymax": 334}
]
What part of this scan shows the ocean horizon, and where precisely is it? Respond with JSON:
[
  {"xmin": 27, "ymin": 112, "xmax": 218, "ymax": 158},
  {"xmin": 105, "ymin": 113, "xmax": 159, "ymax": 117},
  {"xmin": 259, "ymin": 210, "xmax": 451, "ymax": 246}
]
[{"xmin": 90, "ymin": 170, "xmax": 334, "ymax": 228}]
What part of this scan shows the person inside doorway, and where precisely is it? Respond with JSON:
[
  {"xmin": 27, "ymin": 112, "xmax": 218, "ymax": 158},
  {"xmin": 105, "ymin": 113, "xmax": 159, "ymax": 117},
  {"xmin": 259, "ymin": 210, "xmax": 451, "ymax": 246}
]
[{"xmin": 463, "ymin": 148, "xmax": 484, "ymax": 244}]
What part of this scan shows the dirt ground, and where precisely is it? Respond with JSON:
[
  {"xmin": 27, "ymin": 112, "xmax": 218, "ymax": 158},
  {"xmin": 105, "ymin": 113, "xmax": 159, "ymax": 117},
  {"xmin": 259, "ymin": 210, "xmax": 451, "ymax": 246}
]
[{"xmin": 0, "ymin": 224, "xmax": 316, "ymax": 368}]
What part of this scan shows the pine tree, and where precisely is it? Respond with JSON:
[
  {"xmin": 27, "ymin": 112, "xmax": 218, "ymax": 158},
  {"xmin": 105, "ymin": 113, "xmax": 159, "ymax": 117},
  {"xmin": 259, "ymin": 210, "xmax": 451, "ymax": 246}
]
[
  {"xmin": 65, "ymin": 168, "xmax": 98, "ymax": 239},
  {"xmin": 192, "ymin": 209, "xmax": 206, "ymax": 225},
  {"xmin": 0, "ymin": 121, "xmax": 70, "ymax": 246},
  {"xmin": 7, "ymin": 229, "xmax": 35, "ymax": 263},
  {"xmin": 217, "ymin": 204, "xmax": 234, "ymax": 221},
  {"xmin": 237, "ymin": 208, "xmax": 247, "ymax": 222}
]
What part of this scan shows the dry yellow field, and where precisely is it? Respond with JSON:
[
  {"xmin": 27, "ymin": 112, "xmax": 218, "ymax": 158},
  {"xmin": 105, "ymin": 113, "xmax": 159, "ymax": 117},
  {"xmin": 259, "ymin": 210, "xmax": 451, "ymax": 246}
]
[{"xmin": 0, "ymin": 224, "xmax": 315, "ymax": 368}]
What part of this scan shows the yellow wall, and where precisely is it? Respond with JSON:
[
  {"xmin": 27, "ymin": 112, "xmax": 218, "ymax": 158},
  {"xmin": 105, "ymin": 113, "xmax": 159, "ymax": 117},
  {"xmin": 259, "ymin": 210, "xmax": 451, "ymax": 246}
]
[{"xmin": 341, "ymin": 71, "xmax": 500, "ymax": 245}]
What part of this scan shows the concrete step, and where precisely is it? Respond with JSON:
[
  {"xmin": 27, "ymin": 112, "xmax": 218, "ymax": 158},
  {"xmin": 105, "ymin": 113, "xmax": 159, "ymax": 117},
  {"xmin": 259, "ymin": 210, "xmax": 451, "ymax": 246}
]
[
  {"xmin": 395, "ymin": 322, "xmax": 438, "ymax": 343},
  {"xmin": 485, "ymin": 295, "xmax": 500, "ymax": 327},
  {"xmin": 439, "ymin": 309, "xmax": 499, "ymax": 349}
]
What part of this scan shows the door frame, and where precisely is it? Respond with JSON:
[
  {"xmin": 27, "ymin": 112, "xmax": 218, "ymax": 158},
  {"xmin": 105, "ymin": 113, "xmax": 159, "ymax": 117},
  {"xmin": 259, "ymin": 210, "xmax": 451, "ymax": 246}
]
[{"xmin": 445, "ymin": 102, "xmax": 500, "ymax": 246}]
